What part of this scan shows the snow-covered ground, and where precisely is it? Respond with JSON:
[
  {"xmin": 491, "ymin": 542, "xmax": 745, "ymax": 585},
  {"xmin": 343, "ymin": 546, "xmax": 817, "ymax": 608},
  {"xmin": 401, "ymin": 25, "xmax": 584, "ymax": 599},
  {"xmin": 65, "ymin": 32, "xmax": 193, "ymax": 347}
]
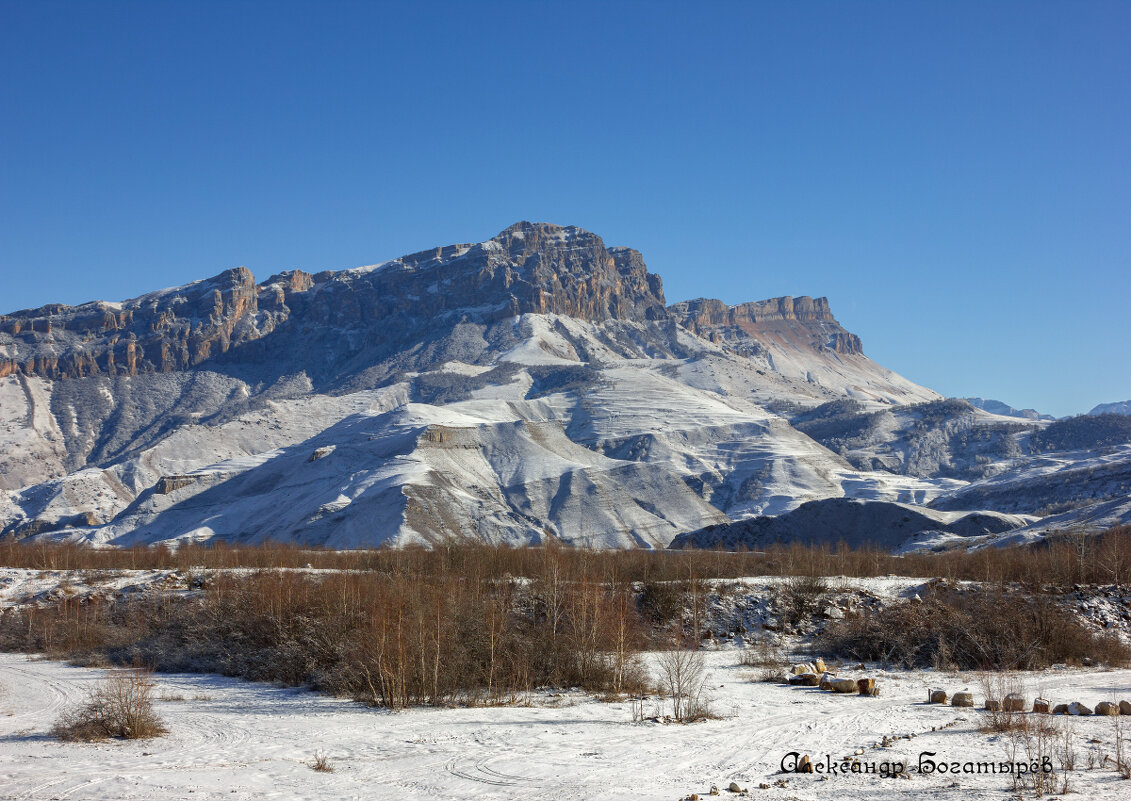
[{"xmin": 3, "ymin": 652, "xmax": 1131, "ymax": 800}]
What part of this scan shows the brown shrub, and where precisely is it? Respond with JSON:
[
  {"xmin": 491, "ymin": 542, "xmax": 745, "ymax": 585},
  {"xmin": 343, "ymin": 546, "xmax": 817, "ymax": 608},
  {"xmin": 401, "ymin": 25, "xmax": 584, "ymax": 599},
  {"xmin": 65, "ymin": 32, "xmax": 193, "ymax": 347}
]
[
  {"xmin": 820, "ymin": 587, "xmax": 1131, "ymax": 670},
  {"xmin": 1, "ymin": 523, "xmax": 1129, "ymax": 587},
  {"xmin": 52, "ymin": 668, "xmax": 166, "ymax": 741}
]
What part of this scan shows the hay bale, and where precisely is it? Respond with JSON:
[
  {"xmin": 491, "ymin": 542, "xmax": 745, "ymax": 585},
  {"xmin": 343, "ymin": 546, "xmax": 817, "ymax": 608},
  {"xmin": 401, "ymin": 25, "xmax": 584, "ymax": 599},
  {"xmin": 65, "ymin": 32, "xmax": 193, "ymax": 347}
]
[
  {"xmin": 1095, "ymin": 701, "xmax": 1120, "ymax": 716},
  {"xmin": 951, "ymin": 692, "xmax": 974, "ymax": 708}
]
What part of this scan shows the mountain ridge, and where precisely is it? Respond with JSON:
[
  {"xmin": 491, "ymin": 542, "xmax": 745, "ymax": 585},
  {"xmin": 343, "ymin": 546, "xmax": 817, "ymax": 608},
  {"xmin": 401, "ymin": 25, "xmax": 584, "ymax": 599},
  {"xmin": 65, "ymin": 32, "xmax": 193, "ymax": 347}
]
[{"xmin": 1, "ymin": 222, "xmax": 1125, "ymax": 549}]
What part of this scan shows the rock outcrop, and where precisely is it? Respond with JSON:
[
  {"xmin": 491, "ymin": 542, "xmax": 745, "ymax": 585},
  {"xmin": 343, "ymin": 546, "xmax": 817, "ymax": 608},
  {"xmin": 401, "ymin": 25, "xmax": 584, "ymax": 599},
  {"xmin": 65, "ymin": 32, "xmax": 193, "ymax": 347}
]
[
  {"xmin": 668, "ymin": 296, "xmax": 862, "ymax": 356},
  {"xmin": 0, "ymin": 223, "xmax": 668, "ymax": 383}
]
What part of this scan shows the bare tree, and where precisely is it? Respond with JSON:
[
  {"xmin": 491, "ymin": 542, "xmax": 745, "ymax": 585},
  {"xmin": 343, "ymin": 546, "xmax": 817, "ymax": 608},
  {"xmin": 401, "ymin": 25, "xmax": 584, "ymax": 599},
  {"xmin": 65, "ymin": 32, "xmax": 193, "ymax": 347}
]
[{"xmin": 657, "ymin": 625, "xmax": 708, "ymax": 722}]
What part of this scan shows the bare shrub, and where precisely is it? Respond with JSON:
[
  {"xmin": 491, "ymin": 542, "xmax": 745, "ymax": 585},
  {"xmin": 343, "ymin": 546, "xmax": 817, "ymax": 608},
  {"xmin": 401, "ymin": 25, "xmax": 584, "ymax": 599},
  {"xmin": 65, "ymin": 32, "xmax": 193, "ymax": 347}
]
[
  {"xmin": 738, "ymin": 636, "xmax": 787, "ymax": 681},
  {"xmin": 1110, "ymin": 716, "xmax": 1131, "ymax": 779},
  {"xmin": 1004, "ymin": 713, "xmax": 1062, "ymax": 797},
  {"xmin": 656, "ymin": 627, "xmax": 710, "ymax": 722},
  {"xmin": 777, "ymin": 575, "xmax": 829, "ymax": 628},
  {"xmin": 3, "ymin": 525, "xmax": 1131, "ymax": 587},
  {"xmin": 310, "ymin": 751, "xmax": 333, "ymax": 772},
  {"xmin": 638, "ymin": 580, "xmax": 688, "ymax": 626},
  {"xmin": 980, "ymin": 672, "xmax": 1026, "ymax": 733},
  {"xmin": 821, "ymin": 586, "xmax": 1130, "ymax": 670},
  {"xmin": 52, "ymin": 668, "xmax": 165, "ymax": 741}
]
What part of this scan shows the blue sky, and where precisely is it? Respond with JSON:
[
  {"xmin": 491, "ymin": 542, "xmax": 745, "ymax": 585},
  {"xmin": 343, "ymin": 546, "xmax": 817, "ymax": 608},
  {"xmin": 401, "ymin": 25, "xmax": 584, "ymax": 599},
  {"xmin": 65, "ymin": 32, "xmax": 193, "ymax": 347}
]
[{"xmin": 1, "ymin": 1, "xmax": 1127, "ymax": 417}]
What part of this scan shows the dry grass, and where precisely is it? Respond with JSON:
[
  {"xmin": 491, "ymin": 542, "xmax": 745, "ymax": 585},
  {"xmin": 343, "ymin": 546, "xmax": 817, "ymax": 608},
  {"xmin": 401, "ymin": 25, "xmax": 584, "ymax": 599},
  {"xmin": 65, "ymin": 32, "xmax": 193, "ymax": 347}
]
[
  {"xmin": 310, "ymin": 751, "xmax": 333, "ymax": 772},
  {"xmin": 52, "ymin": 668, "xmax": 166, "ymax": 741}
]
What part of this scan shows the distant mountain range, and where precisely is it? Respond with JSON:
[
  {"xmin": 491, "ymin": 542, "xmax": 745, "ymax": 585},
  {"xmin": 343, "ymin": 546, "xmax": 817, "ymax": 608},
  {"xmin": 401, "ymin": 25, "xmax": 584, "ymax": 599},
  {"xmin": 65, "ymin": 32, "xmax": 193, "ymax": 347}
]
[
  {"xmin": 2, "ymin": 222, "xmax": 1128, "ymax": 550},
  {"xmin": 1090, "ymin": 400, "xmax": 1131, "ymax": 417}
]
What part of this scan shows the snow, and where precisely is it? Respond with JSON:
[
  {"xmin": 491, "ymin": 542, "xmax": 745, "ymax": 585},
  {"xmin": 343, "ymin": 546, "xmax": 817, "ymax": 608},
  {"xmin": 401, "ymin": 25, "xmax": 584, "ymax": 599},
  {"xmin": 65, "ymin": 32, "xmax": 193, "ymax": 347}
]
[{"xmin": 4, "ymin": 651, "xmax": 1131, "ymax": 800}]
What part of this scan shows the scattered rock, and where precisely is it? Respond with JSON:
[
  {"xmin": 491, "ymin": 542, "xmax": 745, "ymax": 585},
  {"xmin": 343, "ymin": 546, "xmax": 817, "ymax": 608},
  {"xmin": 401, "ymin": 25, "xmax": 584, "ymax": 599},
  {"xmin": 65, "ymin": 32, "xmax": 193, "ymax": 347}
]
[
  {"xmin": 1032, "ymin": 698, "xmax": 1050, "ymax": 714},
  {"xmin": 1121, "ymin": 700, "xmax": 1131, "ymax": 715},
  {"xmin": 929, "ymin": 689, "xmax": 948, "ymax": 704},
  {"xmin": 1052, "ymin": 703, "xmax": 1069, "ymax": 715},
  {"xmin": 951, "ymin": 692, "xmax": 974, "ymax": 708},
  {"xmin": 728, "ymin": 781, "xmax": 742, "ymax": 792},
  {"xmin": 829, "ymin": 678, "xmax": 858, "ymax": 694},
  {"xmin": 857, "ymin": 678, "xmax": 876, "ymax": 696},
  {"xmin": 1068, "ymin": 701, "xmax": 1093, "ymax": 716},
  {"xmin": 1003, "ymin": 693, "xmax": 1026, "ymax": 712},
  {"xmin": 1095, "ymin": 701, "xmax": 1120, "ymax": 716},
  {"xmin": 985, "ymin": 699, "xmax": 1001, "ymax": 712}
]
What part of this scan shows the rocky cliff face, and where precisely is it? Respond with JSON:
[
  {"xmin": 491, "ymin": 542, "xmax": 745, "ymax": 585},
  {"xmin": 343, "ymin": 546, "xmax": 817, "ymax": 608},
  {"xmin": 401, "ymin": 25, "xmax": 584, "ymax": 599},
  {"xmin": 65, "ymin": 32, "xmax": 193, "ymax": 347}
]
[
  {"xmin": 668, "ymin": 296, "xmax": 863, "ymax": 356},
  {"xmin": 0, "ymin": 222, "xmax": 667, "ymax": 383},
  {"xmin": 0, "ymin": 267, "xmax": 298, "ymax": 380}
]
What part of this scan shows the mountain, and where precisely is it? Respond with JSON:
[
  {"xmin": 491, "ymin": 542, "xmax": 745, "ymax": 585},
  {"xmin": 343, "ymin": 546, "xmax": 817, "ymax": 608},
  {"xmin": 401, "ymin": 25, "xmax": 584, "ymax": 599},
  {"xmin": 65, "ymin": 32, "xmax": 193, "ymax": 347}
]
[
  {"xmin": 1, "ymin": 222, "xmax": 1127, "ymax": 549},
  {"xmin": 965, "ymin": 397, "xmax": 1054, "ymax": 421},
  {"xmin": 1090, "ymin": 400, "xmax": 1131, "ymax": 416},
  {"xmin": 671, "ymin": 498, "xmax": 1035, "ymax": 553}
]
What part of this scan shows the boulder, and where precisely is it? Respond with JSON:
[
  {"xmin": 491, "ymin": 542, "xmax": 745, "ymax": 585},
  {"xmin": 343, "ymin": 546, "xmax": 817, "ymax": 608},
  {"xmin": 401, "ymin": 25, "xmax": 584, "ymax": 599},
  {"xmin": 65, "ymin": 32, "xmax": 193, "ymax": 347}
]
[
  {"xmin": 829, "ymin": 678, "xmax": 858, "ymax": 693},
  {"xmin": 857, "ymin": 678, "xmax": 876, "ymax": 696},
  {"xmin": 1068, "ymin": 701, "xmax": 1093, "ymax": 716},
  {"xmin": 1121, "ymin": 700, "xmax": 1131, "ymax": 715},
  {"xmin": 1052, "ymin": 703, "xmax": 1069, "ymax": 715},
  {"xmin": 951, "ymin": 692, "xmax": 974, "ymax": 708},
  {"xmin": 1032, "ymin": 698, "xmax": 1050, "ymax": 714},
  {"xmin": 789, "ymin": 673, "xmax": 820, "ymax": 687},
  {"xmin": 814, "ymin": 657, "xmax": 827, "ymax": 673},
  {"xmin": 1095, "ymin": 701, "xmax": 1120, "ymax": 716},
  {"xmin": 791, "ymin": 663, "xmax": 816, "ymax": 676},
  {"xmin": 985, "ymin": 699, "xmax": 1001, "ymax": 712},
  {"xmin": 1003, "ymin": 693, "xmax": 1026, "ymax": 712},
  {"xmin": 728, "ymin": 782, "xmax": 741, "ymax": 793},
  {"xmin": 929, "ymin": 689, "xmax": 948, "ymax": 704},
  {"xmin": 797, "ymin": 754, "xmax": 813, "ymax": 773}
]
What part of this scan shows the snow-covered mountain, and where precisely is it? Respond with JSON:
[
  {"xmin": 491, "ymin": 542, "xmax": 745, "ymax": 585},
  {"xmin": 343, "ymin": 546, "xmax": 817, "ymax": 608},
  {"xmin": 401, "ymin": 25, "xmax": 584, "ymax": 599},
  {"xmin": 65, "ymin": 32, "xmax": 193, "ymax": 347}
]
[
  {"xmin": 1090, "ymin": 400, "xmax": 1131, "ymax": 416},
  {"xmin": 1, "ymin": 222, "xmax": 1127, "ymax": 549},
  {"xmin": 965, "ymin": 397, "xmax": 1054, "ymax": 421}
]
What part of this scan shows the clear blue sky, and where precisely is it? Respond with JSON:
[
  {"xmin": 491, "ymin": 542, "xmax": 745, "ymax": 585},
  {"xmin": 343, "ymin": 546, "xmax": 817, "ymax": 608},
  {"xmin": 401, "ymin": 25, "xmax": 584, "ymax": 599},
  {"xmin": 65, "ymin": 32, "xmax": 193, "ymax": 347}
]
[{"xmin": 2, "ymin": 1, "xmax": 1127, "ymax": 417}]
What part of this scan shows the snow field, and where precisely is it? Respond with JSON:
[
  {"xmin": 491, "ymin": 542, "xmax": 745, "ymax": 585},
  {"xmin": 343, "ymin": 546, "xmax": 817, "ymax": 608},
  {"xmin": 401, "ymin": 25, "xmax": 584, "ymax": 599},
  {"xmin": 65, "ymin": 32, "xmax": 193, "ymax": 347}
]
[{"xmin": 3, "ymin": 652, "xmax": 1131, "ymax": 800}]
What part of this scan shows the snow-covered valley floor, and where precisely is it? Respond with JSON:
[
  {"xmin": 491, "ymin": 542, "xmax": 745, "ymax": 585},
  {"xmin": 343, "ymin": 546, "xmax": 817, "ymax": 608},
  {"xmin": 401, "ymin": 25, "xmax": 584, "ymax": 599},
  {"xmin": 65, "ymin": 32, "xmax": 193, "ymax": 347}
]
[{"xmin": 3, "ymin": 653, "xmax": 1131, "ymax": 800}]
